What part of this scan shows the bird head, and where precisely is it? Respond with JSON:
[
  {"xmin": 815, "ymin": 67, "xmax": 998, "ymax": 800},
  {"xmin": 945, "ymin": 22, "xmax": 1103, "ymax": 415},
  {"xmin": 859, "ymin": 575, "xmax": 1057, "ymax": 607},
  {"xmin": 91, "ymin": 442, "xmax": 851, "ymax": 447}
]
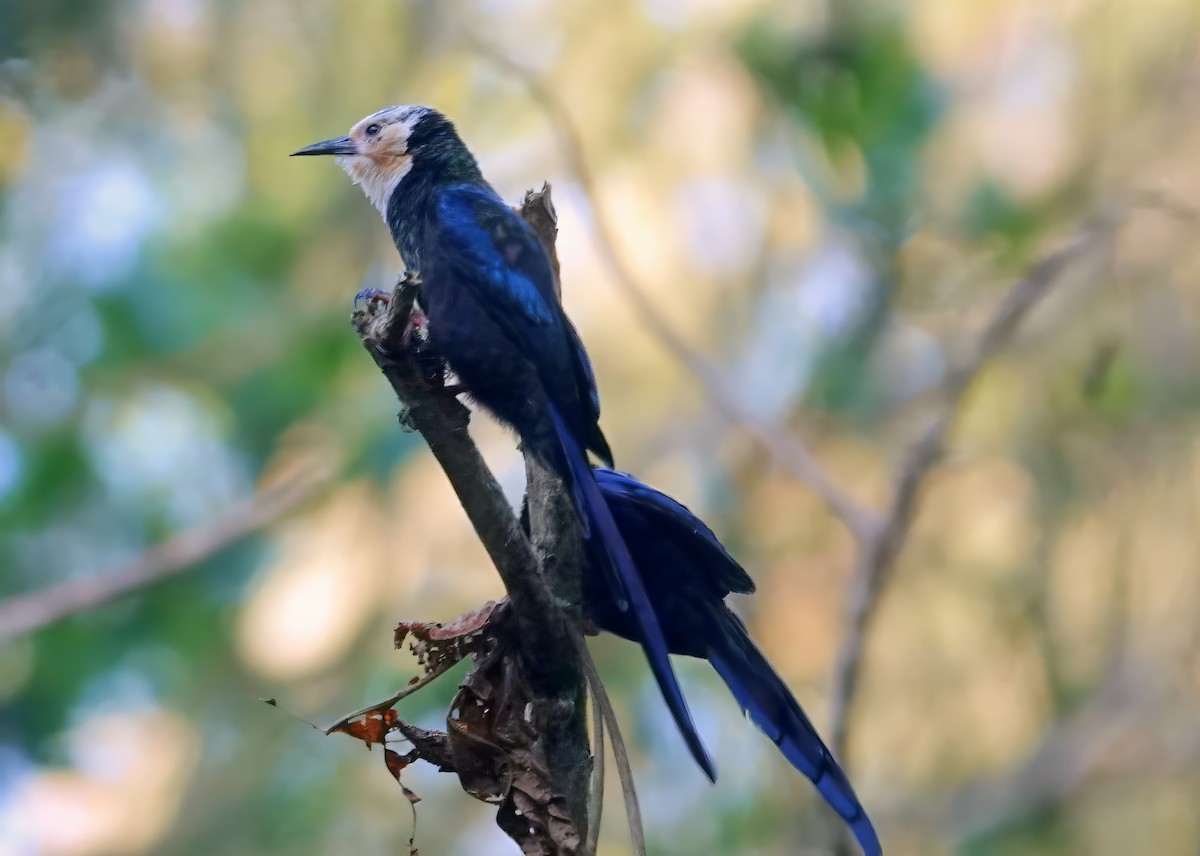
[{"xmin": 292, "ymin": 105, "xmax": 480, "ymax": 215}]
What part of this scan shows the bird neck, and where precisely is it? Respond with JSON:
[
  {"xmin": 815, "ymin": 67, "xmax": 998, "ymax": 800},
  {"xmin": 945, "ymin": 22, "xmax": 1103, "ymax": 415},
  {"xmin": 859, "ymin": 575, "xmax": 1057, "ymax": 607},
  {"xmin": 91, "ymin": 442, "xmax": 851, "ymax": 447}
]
[
  {"xmin": 384, "ymin": 175, "xmax": 431, "ymax": 269},
  {"xmin": 384, "ymin": 147, "xmax": 485, "ymax": 270}
]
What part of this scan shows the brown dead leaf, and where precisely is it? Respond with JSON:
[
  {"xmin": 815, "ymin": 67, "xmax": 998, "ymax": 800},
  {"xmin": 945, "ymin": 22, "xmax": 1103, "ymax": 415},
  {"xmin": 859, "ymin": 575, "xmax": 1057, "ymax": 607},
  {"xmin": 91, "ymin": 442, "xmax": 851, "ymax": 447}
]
[
  {"xmin": 384, "ymin": 748, "xmax": 422, "ymax": 805},
  {"xmin": 441, "ymin": 610, "xmax": 582, "ymax": 854},
  {"xmin": 333, "ymin": 599, "xmax": 582, "ymax": 853},
  {"xmin": 394, "ymin": 599, "xmax": 504, "ymax": 676},
  {"xmin": 330, "ymin": 708, "xmax": 399, "ymax": 749},
  {"xmin": 383, "ymin": 748, "xmax": 422, "ymax": 856}
]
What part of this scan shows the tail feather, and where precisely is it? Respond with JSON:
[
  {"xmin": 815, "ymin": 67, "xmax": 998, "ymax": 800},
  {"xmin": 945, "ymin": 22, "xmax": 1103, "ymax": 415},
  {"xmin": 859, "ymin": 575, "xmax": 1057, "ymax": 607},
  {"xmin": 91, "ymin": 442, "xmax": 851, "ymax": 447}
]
[
  {"xmin": 708, "ymin": 611, "xmax": 881, "ymax": 856},
  {"xmin": 546, "ymin": 405, "xmax": 716, "ymax": 781}
]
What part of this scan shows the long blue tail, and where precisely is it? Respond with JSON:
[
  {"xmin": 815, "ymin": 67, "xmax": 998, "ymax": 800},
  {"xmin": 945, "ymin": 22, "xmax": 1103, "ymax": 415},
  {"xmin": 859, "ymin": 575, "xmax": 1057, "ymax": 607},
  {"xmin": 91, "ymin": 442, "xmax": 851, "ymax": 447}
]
[
  {"xmin": 546, "ymin": 405, "xmax": 717, "ymax": 781},
  {"xmin": 708, "ymin": 610, "xmax": 881, "ymax": 856}
]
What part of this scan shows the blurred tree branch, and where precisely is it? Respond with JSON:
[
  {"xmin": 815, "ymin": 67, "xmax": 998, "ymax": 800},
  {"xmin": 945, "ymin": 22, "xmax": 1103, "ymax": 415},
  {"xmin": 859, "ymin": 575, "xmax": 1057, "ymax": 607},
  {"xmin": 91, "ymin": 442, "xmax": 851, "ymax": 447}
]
[
  {"xmin": 0, "ymin": 467, "xmax": 331, "ymax": 645},
  {"xmin": 827, "ymin": 216, "xmax": 1120, "ymax": 759},
  {"xmin": 824, "ymin": 217, "xmax": 1120, "ymax": 855}
]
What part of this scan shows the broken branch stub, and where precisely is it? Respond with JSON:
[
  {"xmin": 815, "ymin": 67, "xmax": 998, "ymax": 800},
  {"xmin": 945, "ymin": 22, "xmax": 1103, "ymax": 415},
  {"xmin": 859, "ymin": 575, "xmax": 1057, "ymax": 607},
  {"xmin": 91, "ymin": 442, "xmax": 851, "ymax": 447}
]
[
  {"xmin": 332, "ymin": 600, "xmax": 585, "ymax": 855},
  {"xmin": 445, "ymin": 604, "xmax": 582, "ymax": 855},
  {"xmin": 396, "ymin": 601, "xmax": 584, "ymax": 854}
]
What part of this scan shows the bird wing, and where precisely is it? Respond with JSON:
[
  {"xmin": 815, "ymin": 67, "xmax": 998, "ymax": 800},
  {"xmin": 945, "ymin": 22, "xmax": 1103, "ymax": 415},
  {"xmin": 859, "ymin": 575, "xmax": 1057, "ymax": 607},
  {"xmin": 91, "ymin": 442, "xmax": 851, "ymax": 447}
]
[
  {"xmin": 431, "ymin": 183, "xmax": 612, "ymax": 463},
  {"xmin": 564, "ymin": 317, "xmax": 612, "ymax": 465},
  {"xmin": 594, "ymin": 468, "xmax": 756, "ymax": 596},
  {"xmin": 430, "ymin": 183, "xmax": 562, "ymax": 331}
]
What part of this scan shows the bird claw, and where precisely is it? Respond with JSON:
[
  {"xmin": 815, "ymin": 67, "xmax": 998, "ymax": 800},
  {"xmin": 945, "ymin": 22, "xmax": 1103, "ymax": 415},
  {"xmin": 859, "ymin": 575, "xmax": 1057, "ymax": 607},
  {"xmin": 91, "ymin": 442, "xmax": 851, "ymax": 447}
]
[
  {"xmin": 353, "ymin": 287, "xmax": 391, "ymax": 306},
  {"xmin": 402, "ymin": 308, "xmax": 428, "ymax": 343},
  {"xmin": 353, "ymin": 288, "xmax": 430, "ymax": 348}
]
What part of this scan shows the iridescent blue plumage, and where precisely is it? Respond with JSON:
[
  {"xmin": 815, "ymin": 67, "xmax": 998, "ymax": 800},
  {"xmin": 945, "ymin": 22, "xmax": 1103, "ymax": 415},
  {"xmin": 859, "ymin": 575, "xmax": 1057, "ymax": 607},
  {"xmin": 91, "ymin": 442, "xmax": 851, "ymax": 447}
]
[
  {"xmin": 420, "ymin": 181, "xmax": 614, "ymax": 466},
  {"xmin": 293, "ymin": 106, "xmax": 712, "ymax": 779},
  {"xmin": 432, "ymin": 185, "xmax": 559, "ymax": 324},
  {"xmin": 587, "ymin": 468, "xmax": 882, "ymax": 856},
  {"xmin": 414, "ymin": 161, "xmax": 721, "ymax": 776}
]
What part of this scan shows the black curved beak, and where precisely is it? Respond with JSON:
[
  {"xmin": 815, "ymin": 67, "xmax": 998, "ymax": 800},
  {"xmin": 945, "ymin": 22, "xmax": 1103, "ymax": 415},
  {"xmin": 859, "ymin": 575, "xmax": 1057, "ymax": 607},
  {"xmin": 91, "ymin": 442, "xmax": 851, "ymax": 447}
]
[{"xmin": 290, "ymin": 135, "xmax": 357, "ymax": 157}]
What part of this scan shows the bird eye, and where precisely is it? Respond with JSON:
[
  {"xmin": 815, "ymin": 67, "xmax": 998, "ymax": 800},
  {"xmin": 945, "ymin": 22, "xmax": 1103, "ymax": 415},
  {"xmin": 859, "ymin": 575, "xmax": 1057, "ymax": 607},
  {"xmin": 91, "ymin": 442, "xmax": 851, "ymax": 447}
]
[{"xmin": 365, "ymin": 123, "xmax": 382, "ymax": 137}]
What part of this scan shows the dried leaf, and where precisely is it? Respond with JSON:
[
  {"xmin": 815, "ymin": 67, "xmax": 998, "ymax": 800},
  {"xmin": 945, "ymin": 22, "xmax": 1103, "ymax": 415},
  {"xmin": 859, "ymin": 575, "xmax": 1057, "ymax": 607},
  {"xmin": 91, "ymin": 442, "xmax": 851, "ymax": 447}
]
[
  {"xmin": 382, "ymin": 748, "xmax": 422, "ymax": 856},
  {"xmin": 384, "ymin": 748, "xmax": 423, "ymax": 804},
  {"xmin": 384, "ymin": 747, "xmax": 412, "ymax": 781},
  {"xmin": 331, "ymin": 599, "xmax": 583, "ymax": 853},
  {"xmin": 331, "ymin": 708, "xmax": 399, "ymax": 749},
  {"xmin": 393, "ymin": 600, "xmax": 504, "ymax": 678},
  {"xmin": 439, "ymin": 612, "xmax": 582, "ymax": 854}
]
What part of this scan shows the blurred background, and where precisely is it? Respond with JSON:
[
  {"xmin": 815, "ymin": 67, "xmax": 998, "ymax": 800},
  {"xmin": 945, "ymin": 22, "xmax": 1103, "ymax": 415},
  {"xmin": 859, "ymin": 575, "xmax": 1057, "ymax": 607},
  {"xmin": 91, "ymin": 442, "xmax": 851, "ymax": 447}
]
[{"xmin": 1, "ymin": 0, "xmax": 1199, "ymax": 853}]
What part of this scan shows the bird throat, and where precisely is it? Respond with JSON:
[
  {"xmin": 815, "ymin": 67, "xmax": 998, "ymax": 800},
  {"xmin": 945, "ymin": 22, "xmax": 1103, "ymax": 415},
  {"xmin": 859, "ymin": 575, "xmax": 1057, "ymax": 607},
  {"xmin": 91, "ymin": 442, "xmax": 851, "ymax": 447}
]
[{"xmin": 338, "ymin": 154, "xmax": 414, "ymax": 219}]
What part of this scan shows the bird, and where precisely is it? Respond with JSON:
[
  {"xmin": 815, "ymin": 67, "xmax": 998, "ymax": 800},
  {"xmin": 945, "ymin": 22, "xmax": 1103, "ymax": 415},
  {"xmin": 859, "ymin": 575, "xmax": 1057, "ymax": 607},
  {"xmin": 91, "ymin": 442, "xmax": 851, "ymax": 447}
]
[
  {"xmin": 292, "ymin": 106, "xmax": 716, "ymax": 778},
  {"xmin": 578, "ymin": 468, "xmax": 882, "ymax": 856}
]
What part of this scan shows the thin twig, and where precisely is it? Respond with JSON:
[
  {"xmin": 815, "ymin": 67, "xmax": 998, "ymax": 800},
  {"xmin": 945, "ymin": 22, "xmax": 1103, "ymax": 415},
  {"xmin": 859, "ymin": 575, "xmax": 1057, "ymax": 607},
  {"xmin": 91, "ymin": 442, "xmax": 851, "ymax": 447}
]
[
  {"xmin": 0, "ymin": 468, "xmax": 329, "ymax": 644},
  {"xmin": 827, "ymin": 221, "xmax": 1117, "ymax": 759},
  {"xmin": 580, "ymin": 642, "xmax": 646, "ymax": 856},
  {"xmin": 469, "ymin": 38, "xmax": 876, "ymax": 539},
  {"xmin": 584, "ymin": 650, "xmax": 606, "ymax": 856},
  {"xmin": 325, "ymin": 655, "xmax": 462, "ymax": 734}
]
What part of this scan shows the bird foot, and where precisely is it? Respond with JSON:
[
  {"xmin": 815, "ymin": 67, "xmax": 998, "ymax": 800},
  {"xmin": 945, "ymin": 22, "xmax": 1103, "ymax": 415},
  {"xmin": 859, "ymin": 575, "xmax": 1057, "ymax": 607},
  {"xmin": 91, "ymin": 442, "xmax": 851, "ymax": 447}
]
[
  {"xmin": 353, "ymin": 287, "xmax": 391, "ymax": 306},
  {"xmin": 354, "ymin": 288, "xmax": 428, "ymax": 348},
  {"xmin": 402, "ymin": 308, "xmax": 428, "ymax": 345}
]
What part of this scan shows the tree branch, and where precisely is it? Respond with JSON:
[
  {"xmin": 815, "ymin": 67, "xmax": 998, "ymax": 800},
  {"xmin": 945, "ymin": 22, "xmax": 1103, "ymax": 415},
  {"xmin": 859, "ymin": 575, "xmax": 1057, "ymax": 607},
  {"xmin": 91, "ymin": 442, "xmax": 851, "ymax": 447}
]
[
  {"xmin": 0, "ymin": 468, "xmax": 329, "ymax": 644},
  {"xmin": 860, "ymin": 652, "xmax": 1200, "ymax": 847},
  {"xmin": 355, "ymin": 282, "xmax": 571, "ymax": 669},
  {"xmin": 348, "ymin": 187, "xmax": 596, "ymax": 852}
]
